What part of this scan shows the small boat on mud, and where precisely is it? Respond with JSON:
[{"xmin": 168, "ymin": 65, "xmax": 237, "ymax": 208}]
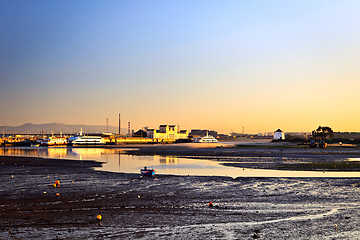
[{"xmin": 140, "ymin": 166, "xmax": 156, "ymax": 177}]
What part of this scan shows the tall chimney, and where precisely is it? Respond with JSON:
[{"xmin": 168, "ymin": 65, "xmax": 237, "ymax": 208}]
[
  {"xmin": 118, "ymin": 113, "xmax": 121, "ymax": 135},
  {"xmin": 106, "ymin": 118, "xmax": 109, "ymax": 132}
]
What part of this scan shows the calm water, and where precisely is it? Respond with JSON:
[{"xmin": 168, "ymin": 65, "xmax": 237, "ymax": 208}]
[{"xmin": 1, "ymin": 147, "xmax": 360, "ymax": 178}]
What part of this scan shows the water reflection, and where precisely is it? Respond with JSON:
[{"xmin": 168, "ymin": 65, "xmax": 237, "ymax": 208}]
[
  {"xmin": 348, "ymin": 158, "xmax": 360, "ymax": 162},
  {"xmin": 1, "ymin": 147, "xmax": 360, "ymax": 178},
  {"xmin": 157, "ymin": 155, "xmax": 180, "ymax": 164}
]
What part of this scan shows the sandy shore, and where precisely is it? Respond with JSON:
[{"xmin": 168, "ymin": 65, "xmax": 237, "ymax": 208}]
[{"xmin": 1, "ymin": 151, "xmax": 360, "ymax": 239}]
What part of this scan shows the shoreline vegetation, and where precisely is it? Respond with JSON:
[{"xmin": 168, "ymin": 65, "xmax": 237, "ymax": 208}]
[{"xmin": 1, "ymin": 145, "xmax": 360, "ymax": 239}]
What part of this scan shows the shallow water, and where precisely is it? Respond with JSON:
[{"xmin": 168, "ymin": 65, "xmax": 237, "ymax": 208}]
[{"xmin": 1, "ymin": 147, "xmax": 360, "ymax": 178}]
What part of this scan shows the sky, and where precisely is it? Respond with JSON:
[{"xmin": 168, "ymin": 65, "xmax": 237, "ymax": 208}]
[{"xmin": 1, "ymin": 0, "xmax": 360, "ymax": 134}]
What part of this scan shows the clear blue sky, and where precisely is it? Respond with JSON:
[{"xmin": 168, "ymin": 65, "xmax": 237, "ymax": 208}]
[{"xmin": 1, "ymin": 1, "xmax": 360, "ymax": 133}]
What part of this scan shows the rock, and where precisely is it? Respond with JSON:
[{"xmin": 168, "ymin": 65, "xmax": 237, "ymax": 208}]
[{"xmin": 252, "ymin": 233, "xmax": 260, "ymax": 239}]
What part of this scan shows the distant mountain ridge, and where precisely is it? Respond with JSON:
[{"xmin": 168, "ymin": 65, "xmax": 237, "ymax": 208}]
[{"xmin": 0, "ymin": 123, "xmax": 124, "ymax": 134}]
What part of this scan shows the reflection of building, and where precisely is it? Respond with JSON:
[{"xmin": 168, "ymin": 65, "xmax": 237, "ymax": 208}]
[
  {"xmin": 159, "ymin": 156, "xmax": 179, "ymax": 164},
  {"xmin": 47, "ymin": 148, "xmax": 68, "ymax": 159},
  {"xmin": 147, "ymin": 125, "xmax": 188, "ymax": 140},
  {"xmin": 274, "ymin": 129, "xmax": 285, "ymax": 140}
]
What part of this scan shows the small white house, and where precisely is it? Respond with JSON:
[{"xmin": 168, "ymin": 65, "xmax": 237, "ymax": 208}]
[{"xmin": 273, "ymin": 129, "xmax": 285, "ymax": 140}]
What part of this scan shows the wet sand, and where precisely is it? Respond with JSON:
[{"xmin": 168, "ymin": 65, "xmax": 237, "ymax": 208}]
[{"xmin": 1, "ymin": 148, "xmax": 360, "ymax": 239}]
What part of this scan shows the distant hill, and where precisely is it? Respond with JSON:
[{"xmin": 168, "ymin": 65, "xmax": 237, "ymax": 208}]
[{"xmin": 0, "ymin": 123, "xmax": 125, "ymax": 135}]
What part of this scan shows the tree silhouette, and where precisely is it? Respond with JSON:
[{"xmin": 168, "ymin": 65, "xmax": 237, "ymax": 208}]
[{"xmin": 312, "ymin": 126, "xmax": 334, "ymax": 140}]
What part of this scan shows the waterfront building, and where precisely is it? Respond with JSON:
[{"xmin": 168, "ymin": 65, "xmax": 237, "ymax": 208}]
[
  {"xmin": 133, "ymin": 129, "xmax": 147, "ymax": 137},
  {"xmin": 190, "ymin": 129, "xmax": 218, "ymax": 137},
  {"xmin": 147, "ymin": 125, "xmax": 189, "ymax": 140},
  {"xmin": 333, "ymin": 132, "xmax": 360, "ymax": 139},
  {"xmin": 274, "ymin": 129, "xmax": 285, "ymax": 140}
]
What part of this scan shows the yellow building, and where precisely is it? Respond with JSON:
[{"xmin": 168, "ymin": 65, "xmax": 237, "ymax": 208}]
[{"xmin": 147, "ymin": 125, "xmax": 189, "ymax": 140}]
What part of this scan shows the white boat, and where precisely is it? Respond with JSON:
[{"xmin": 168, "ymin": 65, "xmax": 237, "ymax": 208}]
[
  {"xmin": 67, "ymin": 128, "xmax": 84, "ymax": 144},
  {"xmin": 71, "ymin": 136, "xmax": 105, "ymax": 145},
  {"xmin": 192, "ymin": 133, "xmax": 218, "ymax": 143},
  {"xmin": 40, "ymin": 136, "xmax": 67, "ymax": 146}
]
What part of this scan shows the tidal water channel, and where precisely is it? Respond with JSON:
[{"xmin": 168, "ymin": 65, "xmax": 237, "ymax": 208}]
[{"xmin": 1, "ymin": 147, "xmax": 360, "ymax": 178}]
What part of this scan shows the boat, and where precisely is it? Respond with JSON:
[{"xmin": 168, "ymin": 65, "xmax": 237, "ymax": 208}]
[
  {"xmin": 71, "ymin": 136, "xmax": 105, "ymax": 146},
  {"xmin": 140, "ymin": 166, "xmax": 156, "ymax": 176},
  {"xmin": 39, "ymin": 136, "xmax": 67, "ymax": 146},
  {"xmin": 192, "ymin": 133, "xmax": 218, "ymax": 143},
  {"xmin": 67, "ymin": 128, "xmax": 84, "ymax": 145},
  {"xmin": 2, "ymin": 140, "xmax": 31, "ymax": 147}
]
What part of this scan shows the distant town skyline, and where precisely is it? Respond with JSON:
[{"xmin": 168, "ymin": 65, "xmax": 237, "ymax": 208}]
[{"xmin": 1, "ymin": 1, "xmax": 360, "ymax": 133}]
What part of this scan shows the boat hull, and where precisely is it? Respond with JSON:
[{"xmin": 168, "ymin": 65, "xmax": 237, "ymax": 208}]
[
  {"xmin": 71, "ymin": 136, "xmax": 105, "ymax": 146},
  {"xmin": 192, "ymin": 136, "xmax": 218, "ymax": 143},
  {"xmin": 140, "ymin": 169, "xmax": 155, "ymax": 176}
]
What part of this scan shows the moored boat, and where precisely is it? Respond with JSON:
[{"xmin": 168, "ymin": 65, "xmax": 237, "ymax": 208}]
[
  {"xmin": 40, "ymin": 136, "xmax": 67, "ymax": 146},
  {"xmin": 71, "ymin": 136, "xmax": 105, "ymax": 146},
  {"xmin": 67, "ymin": 128, "xmax": 84, "ymax": 145},
  {"xmin": 192, "ymin": 132, "xmax": 218, "ymax": 143}
]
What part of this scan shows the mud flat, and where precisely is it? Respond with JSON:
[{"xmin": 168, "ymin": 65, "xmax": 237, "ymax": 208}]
[
  {"xmin": 126, "ymin": 144, "xmax": 360, "ymax": 171},
  {"xmin": 1, "ymin": 155, "xmax": 360, "ymax": 239},
  {"xmin": 125, "ymin": 143, "xmax": 360, "ymax": 158}
]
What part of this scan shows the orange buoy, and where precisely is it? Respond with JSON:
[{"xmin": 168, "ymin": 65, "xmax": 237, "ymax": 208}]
[
  {"xmin": 56, "ymin": 193, "xmax": 60, "ymax": 197},
  {"xmin": 53, "ymin": 183, "xmax": 57, "ymax": 188},
  {"xmin": 209, "ymin": 202, "xmax": 213, "ymax": 207},
  {"xmin": 55, "ymin": 180, "xmax": 60, "ymax": 186},
  {"xmin": 97, "ymin": 215, "xmax": 102, "ymax": 220}
]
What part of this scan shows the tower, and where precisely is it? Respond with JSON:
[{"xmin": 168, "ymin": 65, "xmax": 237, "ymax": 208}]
[
  {"xmin": 118, "ymin": 113, "xmax": 121, "ymax": 135},
  {"xmin": 128, "ymin": 122, "xmax": 131, "ymax": 136},
  {"xmin": 106, "ymin": 118, "xmax": 109, "ymax": 132}
]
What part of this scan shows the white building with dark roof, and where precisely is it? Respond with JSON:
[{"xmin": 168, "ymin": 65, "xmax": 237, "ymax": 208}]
[
  {"xmin": 274, "ymin": 129, "xmax": 285, "ymax": 140},
  {"xmin": 147, "ymin": 125, "xmax": 188, "ymax": 140}
]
